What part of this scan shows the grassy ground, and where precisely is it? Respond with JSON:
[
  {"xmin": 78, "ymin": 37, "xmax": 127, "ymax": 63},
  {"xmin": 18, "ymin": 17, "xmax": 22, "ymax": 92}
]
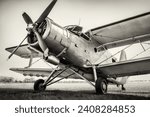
[
  {"xmin": 0, "ymin": 88, "xmax": 150, "ymax": 100},
  {"xmin": 0, "ymin": 82, "xmax": 150, "ymax": 100}
]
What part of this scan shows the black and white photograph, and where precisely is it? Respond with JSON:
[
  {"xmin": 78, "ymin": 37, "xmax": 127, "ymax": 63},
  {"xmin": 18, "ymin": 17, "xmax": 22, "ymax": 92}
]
[{"xmin": 1, "ymin": 0, "xmax": 150, "ymax": 101}]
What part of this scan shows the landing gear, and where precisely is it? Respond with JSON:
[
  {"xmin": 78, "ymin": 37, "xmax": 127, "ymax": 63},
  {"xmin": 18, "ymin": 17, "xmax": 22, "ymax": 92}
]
[
  {"xmin": 121, "ymin": 85, "xmax": 126, "ymax": 91},
  {"xmin": 34, "ymin": 79, "xmax": 46, "ymax": 91},
  {"xmin": 92, "ymin": 66, "xmax": 108, "ymax": 94},
  {"xmin": 95, "ymin": 78, "xmax": 108, "ymax": 94},
  {"xmin": 33, "ymin": 67, "xmax": 70, "ymax": 91}
]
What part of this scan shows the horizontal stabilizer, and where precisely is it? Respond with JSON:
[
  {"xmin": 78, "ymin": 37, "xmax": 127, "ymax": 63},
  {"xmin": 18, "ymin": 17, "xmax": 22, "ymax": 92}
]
[{"xmin": 107, "ymin": 78, "xmax": 126, "ymax": 85}]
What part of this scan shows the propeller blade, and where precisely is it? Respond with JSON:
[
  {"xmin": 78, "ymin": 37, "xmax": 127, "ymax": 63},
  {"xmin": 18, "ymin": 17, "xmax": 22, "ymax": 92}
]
[
  {"xmin": 36, "ymin": 0, "xmax": 57, "ymax": 24},
  {"xmin": 8, "ymin": 35, "xmax": 28, "ymax": 60},
  {"xmin": 32, "ymin": 29, "xmax": 47, "ymax": 52},
  {"xmin": 22, "ymin": 12, "xmax": 33, "ymax": 25}
]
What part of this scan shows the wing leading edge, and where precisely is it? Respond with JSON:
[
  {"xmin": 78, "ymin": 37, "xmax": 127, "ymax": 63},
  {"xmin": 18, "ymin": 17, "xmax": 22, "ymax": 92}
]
[
  {"xmin": 10, "ymin": 68, "xmax": 53, "ymax": 77},
  {"xmin": 96, "ymin": 57, "xmax": 150, "ymax": 78},
  {"xmin": 5, "ymin": 44, "xmax": 42, "ymax": 58},
  {"xmin": 9, "ymin": 67, "xmax": 81, "ymax": 79},
  {"xmin": 86, "ymin": 12, "xmax": 150, "ymax": 51}
]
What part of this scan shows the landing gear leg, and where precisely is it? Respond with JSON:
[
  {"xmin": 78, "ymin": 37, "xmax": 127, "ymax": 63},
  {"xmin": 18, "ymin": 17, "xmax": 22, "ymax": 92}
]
[
  {"xmin": 95, "ymin": 78, "xmax": 108, "ymax": 94},
  {"xmin": 92, "ymin": 66, "xmax": 108, "ymax": 94},
  {"xmin": 121, "ymin": 85, "xmax": 126, "ymax": 91},
  {"xmin": 34, "ymin": 67, "xmax": 69, "ymax": 91}
]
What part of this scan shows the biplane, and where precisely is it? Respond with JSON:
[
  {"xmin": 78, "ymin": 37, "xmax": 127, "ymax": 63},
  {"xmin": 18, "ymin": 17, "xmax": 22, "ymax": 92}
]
[{"xmin": 5, "ymin": 0, "xmax": 150, "ymax": 94}]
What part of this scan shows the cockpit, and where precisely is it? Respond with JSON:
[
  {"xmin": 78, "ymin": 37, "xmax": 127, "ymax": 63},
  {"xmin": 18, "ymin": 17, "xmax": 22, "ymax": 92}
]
[
  {"xmin": 64, "ymin": 25, "xmax": 83, "ymax": 34},
  {"xmin": 64, "ymin": 25, "xmax": 90, "ymax": 41}
]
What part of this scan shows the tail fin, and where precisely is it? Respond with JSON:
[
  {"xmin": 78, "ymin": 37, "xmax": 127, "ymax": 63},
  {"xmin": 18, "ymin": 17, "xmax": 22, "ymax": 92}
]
[
  {"xmin": 116, "ymin": 50, "xmax": 128, "ymax": 85},
  {"xmin": 119, "ymin": 50, "xmax": 127, "ymax": 61}
]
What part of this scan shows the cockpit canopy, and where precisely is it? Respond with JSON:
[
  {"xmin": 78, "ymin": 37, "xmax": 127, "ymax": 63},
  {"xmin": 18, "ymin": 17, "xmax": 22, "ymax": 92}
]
[
  {"xmin": 64, "ymin": 25, "xmax": 90, "ymax": 41},
  {"xmin": 64, "ymin": 25, "xmax": 83, "ymax": 34}
]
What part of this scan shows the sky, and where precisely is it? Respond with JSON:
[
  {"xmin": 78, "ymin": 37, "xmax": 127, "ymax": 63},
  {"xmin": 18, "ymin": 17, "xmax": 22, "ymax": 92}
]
[{"xmin": 1, "ymin": 0, "xmax": 150, "ymax": 80}]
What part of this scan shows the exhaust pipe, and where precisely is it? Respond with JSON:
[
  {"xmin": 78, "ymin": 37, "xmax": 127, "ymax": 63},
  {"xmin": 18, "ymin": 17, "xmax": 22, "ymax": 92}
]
[{"xmin": 44, "ymin": 55, "xmax": 60, "ymax": 65}]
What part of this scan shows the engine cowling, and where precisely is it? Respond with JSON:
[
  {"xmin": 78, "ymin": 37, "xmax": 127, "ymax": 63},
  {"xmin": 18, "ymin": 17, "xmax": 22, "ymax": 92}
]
[
  {"xmin": 27, "ymin": 18, "xmax": 60, "ymax": 65},
  {"xmin": 27, "ymin": 19, "xmax": 51, "ymax": 48}
]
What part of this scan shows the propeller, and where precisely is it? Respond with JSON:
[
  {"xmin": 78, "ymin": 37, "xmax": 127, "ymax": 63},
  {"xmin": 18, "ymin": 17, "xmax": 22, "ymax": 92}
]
[
  {"xmin": 8, "ymin": 0, "xmax": 57, "ymax": 60},
  {"xmin": 7, "ymin": 35, "xmax": 28, "ymax": 60},
  {"xmin": 32, "ymin": 28, "xmax": 47, "ymax": 52},
  {"xmin": 22, "ymin": 12, "xmax": 33, "ymax": 25},
  {"xmin": 36, "ymin": 0, "xmax": 57, "ymax": 24}
]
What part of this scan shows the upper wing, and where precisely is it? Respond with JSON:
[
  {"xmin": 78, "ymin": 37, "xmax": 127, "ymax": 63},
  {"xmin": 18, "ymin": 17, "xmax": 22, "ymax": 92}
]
[
  {"xmin": 86, "ymin": 12, "xmax": 150, "ymax": 51},
  {"xmin": 96, "ymin": 57, "xmax": 150, "ymax": 78},
  {"xmin": 5, "ymin": 44, "xmax": 42, "ymax": 58}
]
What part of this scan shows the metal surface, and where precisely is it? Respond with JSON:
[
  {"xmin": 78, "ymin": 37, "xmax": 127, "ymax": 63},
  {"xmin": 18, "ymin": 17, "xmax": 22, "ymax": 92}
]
[
  {"xmin": 97, "ymin": 57, "xmax": 150, "ymax": 77},
  {"xmin": 5, "ymin": 0, "xmax": 150, "ymax": 93},
  {"xmin": 86, "ymin": 12, "xmax": 150, "ymax": 50}
]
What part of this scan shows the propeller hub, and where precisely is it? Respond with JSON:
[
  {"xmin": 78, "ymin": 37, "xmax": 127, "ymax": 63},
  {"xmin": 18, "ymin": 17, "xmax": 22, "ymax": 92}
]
[
  {"xmin": 26, "ymin": 24, "xmax": 34, "ymax": 32},
  {"xmin": 8, "ymin": 0, "xmax": 57, "ymax": 60}
]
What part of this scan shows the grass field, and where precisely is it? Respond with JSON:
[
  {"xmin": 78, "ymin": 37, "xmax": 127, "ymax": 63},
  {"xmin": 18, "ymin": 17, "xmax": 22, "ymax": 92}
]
[{"xmin": 0, "ymin": 81, "xmax": 150, "ymax": 100}]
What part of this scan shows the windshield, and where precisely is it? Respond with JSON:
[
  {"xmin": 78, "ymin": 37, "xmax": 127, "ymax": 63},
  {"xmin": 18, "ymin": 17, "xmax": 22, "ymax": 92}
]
[{"xmin": 64, "ymin": 25, "xmax": 83, "ymax": 34}]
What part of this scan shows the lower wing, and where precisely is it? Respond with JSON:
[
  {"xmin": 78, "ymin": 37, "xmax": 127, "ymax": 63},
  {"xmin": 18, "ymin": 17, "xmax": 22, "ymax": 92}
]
[
  {"xmin": 5, "ymin": 44, "xmax": 42, "ymax": 58},
  {"xmin": 96, "ymin": 57, "xmax": 150, "ymax": 78},
  {"xmin": 10, "ymin": 67, "xmax": 81, "ymax": 80}
]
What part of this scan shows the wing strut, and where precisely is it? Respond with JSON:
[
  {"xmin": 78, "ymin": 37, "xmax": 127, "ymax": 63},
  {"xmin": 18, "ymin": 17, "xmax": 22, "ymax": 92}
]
[
  {"xmin": 47, "ymin": 73, "xmax": 75, "ymax": 86},
  {"xmin": 43, "ymin": 66, "xmax": 68, "ymax": 86},
  {"xmin": 34, "ymin": 66, "xmax": 75, "ymax": 91},
  {"xmin": 139, "ymin": 40, "xmax": 146, "ymax": 51},
  {"xmin": 96, "ymin": 44, "xmax": 133, "ymax": 66},
  {"xmin": 25, "ymin": 54, "xmax": 33, "ymax": 68}
]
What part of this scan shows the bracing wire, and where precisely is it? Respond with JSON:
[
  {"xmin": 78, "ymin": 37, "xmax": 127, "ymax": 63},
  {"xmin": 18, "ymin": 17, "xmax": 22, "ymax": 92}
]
[{"xmin": 97, "ymin": 44, "xmax": 133, "ymax": 66}]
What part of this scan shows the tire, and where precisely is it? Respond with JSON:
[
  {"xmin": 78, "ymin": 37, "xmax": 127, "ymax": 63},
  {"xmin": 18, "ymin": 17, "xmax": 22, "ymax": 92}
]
[
  {"xmin": 95, "ymin": 78, "xmax": 107, "ymax": 94},
  {"xmin": 34, "ymin": 79, "xmax": 46, "ymax": 91}
]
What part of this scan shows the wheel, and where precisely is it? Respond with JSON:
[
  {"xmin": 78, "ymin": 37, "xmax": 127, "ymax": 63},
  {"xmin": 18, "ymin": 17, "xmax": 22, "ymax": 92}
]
[
  {"xmin": 34, "ymin": 79, "xmax": 46, "ymax": 91},
  {"xmin": 95, "ymin": 78, "xmax": 107, "ymax": 94}
]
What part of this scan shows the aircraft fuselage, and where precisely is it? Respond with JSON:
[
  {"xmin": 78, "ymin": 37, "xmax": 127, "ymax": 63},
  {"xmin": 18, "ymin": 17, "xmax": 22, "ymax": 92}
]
[{"xmin": 29, "ymin": 18, "xmax": 112, "ymax": 72}]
